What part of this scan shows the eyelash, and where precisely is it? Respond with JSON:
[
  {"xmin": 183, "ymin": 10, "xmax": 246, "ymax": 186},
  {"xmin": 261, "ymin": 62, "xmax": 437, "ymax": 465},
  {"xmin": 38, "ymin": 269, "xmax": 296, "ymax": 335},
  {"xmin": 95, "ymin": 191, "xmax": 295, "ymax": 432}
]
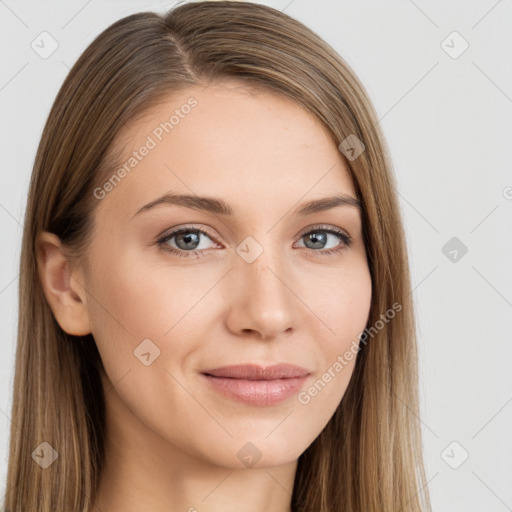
[{"xmin": 156, "ymin": 224, "xmax": 353, "ymax": 259}]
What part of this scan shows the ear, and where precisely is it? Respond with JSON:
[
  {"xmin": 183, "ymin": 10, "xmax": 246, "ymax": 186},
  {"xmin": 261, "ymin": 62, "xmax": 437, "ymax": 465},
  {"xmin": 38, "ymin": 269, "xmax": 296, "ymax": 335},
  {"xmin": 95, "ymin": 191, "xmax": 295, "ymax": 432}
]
[{"xmin": 36, "ymin": 231, "xmax": 92, "ymax": 336}]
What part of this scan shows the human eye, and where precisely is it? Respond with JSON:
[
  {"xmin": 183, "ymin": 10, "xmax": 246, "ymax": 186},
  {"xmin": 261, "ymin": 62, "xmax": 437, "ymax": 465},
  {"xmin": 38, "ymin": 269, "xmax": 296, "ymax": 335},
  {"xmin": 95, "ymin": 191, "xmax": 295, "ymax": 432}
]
[
  {"xmin": 156, "ymin": 226, "xmax": 219, "ymax": 259},
  {"xmin": 294, "ymin": 224, "xmax": 352, "ymax": 257},
  {"xmin": 156, "ymin": 223, "xmax": 352, "ymax": 259}
]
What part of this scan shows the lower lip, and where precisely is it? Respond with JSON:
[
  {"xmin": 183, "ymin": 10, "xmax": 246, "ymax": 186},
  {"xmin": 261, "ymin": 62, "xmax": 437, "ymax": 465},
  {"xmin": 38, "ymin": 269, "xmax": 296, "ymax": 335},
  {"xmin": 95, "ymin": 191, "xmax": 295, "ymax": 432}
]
[{"xmin": 200, "ymin": 374, "xmax": 309, "ymax": 406}]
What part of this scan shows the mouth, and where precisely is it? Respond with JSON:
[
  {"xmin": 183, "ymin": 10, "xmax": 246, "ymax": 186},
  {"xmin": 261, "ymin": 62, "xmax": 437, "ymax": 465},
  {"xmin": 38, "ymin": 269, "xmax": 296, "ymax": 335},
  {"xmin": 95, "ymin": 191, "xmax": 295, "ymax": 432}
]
[{"xmin": 199, "ymin": 363, "xmax": 310, "ymax": 406}]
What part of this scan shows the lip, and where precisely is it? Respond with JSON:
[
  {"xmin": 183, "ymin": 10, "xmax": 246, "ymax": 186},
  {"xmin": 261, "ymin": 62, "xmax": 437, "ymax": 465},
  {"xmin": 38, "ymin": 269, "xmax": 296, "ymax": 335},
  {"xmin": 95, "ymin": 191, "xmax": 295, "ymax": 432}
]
[{"xmin": 200, "ymin": 364, "xmax": 310, "ymax": 406}]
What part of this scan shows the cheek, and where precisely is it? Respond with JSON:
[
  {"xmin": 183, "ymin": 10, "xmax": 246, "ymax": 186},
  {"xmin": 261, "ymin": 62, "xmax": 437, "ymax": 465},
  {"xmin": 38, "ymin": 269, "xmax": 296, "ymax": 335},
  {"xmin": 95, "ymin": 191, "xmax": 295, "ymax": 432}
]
[
  {"xmin": 302, "ymin": 263, "xmax": 371, "ymax": 399},
  {"xmin": 83, "ymin": 246, "xmax": 175, "ymax": 378},
  {"xmin": 308, "ymin": 260, "xmax": 372, "ymax": 345},
  {"xmin": 295, "ymin": 275, "xmax": 370, "ymax": 434},
  {"xmin": 84, "ymin": 244, "xmax": 219, "ymax": 386},
  {"xmin": 86, "ymin": 245, "xmax": 185, "ymax": 339}
]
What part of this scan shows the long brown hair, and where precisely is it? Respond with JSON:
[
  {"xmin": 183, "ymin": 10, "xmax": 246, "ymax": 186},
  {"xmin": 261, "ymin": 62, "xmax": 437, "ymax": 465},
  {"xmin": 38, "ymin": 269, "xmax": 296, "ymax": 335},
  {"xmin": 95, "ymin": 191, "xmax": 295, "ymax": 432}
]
[{"xmin": 3, "ymin": 2, "xmax": 431, "ymax": 511}]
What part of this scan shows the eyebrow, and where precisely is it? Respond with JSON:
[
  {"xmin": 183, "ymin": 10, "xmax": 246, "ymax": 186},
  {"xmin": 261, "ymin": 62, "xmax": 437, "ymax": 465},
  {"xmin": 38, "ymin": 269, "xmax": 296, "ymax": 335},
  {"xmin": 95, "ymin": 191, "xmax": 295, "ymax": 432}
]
[{"xmin": 132, "ymin": 192, "xmax": 362, "ymax": 219}]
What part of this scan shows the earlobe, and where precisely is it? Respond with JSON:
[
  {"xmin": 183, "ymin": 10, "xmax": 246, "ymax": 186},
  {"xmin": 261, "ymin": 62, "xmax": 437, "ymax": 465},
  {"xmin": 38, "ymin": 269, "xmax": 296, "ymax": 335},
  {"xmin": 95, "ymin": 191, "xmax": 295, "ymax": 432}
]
[{"xmin": 36, "ymin": 231, "xmax": 92, "ymax": 336}]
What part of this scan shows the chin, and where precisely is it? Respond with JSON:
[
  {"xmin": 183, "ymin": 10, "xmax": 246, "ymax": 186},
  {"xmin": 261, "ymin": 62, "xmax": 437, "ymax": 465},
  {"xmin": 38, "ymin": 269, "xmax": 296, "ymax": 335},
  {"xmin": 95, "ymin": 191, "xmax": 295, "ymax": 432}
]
[{"xmin": 199, "ymin": 436, "xmax": 306, "ymax": 471}]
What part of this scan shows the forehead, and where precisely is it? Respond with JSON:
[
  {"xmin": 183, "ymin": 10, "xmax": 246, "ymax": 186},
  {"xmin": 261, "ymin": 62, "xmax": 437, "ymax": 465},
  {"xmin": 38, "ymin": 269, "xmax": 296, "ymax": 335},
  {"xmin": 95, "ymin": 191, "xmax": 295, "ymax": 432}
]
[{"xmin": 95, "ymin": 80, "xmax": 357, "ymax": 220}]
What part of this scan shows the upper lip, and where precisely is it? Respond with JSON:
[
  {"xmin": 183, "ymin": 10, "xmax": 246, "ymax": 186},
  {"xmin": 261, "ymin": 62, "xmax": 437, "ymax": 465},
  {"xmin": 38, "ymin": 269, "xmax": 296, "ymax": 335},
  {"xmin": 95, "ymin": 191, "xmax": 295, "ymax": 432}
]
[{"xmin": 201, "ymin": 363, "xmax": 310, "ymax": 380}]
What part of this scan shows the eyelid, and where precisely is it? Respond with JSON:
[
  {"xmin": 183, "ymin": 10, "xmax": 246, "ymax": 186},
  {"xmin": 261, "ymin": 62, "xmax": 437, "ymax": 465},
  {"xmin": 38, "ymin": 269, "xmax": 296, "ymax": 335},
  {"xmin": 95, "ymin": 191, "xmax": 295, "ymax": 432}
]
[
  {"xmin": 156, "ymin": 222, "xmax": 353, "ymax": 258},
  {"xmin": 157, "ymin": 223, "xmax": 351, "ymax": 244},
  {"xmin": 156, "ymin": 225, "xmax": 219, "ymax": 245},
  {"xmin": 295, "ymin": 223, "xmax": 350, "ymax": 240}
]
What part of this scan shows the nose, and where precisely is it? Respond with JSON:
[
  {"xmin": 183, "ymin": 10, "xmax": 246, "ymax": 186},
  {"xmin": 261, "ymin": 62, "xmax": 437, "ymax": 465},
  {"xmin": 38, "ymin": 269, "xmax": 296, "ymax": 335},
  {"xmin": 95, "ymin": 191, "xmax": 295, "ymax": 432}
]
[{"xmin": 224, "ymin": 246, "xmax": 299, "ymax": 341}]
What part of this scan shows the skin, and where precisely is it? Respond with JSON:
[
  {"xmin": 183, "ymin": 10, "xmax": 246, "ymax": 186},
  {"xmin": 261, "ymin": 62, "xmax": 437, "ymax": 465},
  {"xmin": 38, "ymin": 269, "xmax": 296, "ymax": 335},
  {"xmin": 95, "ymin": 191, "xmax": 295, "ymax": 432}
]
[{"xmin": 37, "ymin": 80, "xmax": 372, "ymax": 512}]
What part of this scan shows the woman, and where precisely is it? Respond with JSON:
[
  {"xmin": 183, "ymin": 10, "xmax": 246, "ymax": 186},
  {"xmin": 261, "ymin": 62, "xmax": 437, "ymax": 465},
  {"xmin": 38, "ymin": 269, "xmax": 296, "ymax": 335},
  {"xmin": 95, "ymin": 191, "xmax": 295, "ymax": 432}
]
[{"xmin": 3, "ymin": 1, "xmax": 431, "ymax": 511}]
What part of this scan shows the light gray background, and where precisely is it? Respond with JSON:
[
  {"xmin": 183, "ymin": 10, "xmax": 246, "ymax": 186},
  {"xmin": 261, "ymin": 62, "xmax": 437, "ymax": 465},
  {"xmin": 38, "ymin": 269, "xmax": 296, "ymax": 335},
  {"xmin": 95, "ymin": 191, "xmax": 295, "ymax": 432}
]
[{"xmin": 1, "ymin": 0, "xmax": 511, "ymax": 510}]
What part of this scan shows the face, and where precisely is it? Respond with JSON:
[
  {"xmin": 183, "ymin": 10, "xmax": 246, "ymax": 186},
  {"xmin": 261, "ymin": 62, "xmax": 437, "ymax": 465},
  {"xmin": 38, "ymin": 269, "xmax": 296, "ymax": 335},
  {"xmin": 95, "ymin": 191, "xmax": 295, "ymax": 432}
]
[{"xmin": 79, "ymin": 80, "xmax": 372, "ymax": 469}]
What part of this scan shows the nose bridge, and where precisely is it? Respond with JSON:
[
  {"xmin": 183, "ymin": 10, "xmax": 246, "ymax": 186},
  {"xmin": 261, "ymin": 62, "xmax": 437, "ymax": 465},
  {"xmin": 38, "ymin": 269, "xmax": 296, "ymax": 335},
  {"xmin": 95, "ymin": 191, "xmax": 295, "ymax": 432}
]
[
  {"xmin": 240, "ymin": 234, "xmax": 288, "ymax": 298},
  {"xmin": 236, "ymin": 232, "xmax": 286, "ymax": 288},
  {"xmin": 227, "ymin": 233, "xmax": 297, "ymax": 338}
]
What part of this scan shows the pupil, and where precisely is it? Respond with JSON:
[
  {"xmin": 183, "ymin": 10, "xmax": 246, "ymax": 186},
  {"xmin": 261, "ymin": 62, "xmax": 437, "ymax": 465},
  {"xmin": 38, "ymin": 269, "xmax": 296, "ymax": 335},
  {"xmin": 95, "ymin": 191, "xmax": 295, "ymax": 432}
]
[
  {"xmin": 178, "ymin": 232, "xmax": 199, "ymax": 249},
  {"xmin": 307, "ymin": 232, "xmax": 326, "ymax": 249}
]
